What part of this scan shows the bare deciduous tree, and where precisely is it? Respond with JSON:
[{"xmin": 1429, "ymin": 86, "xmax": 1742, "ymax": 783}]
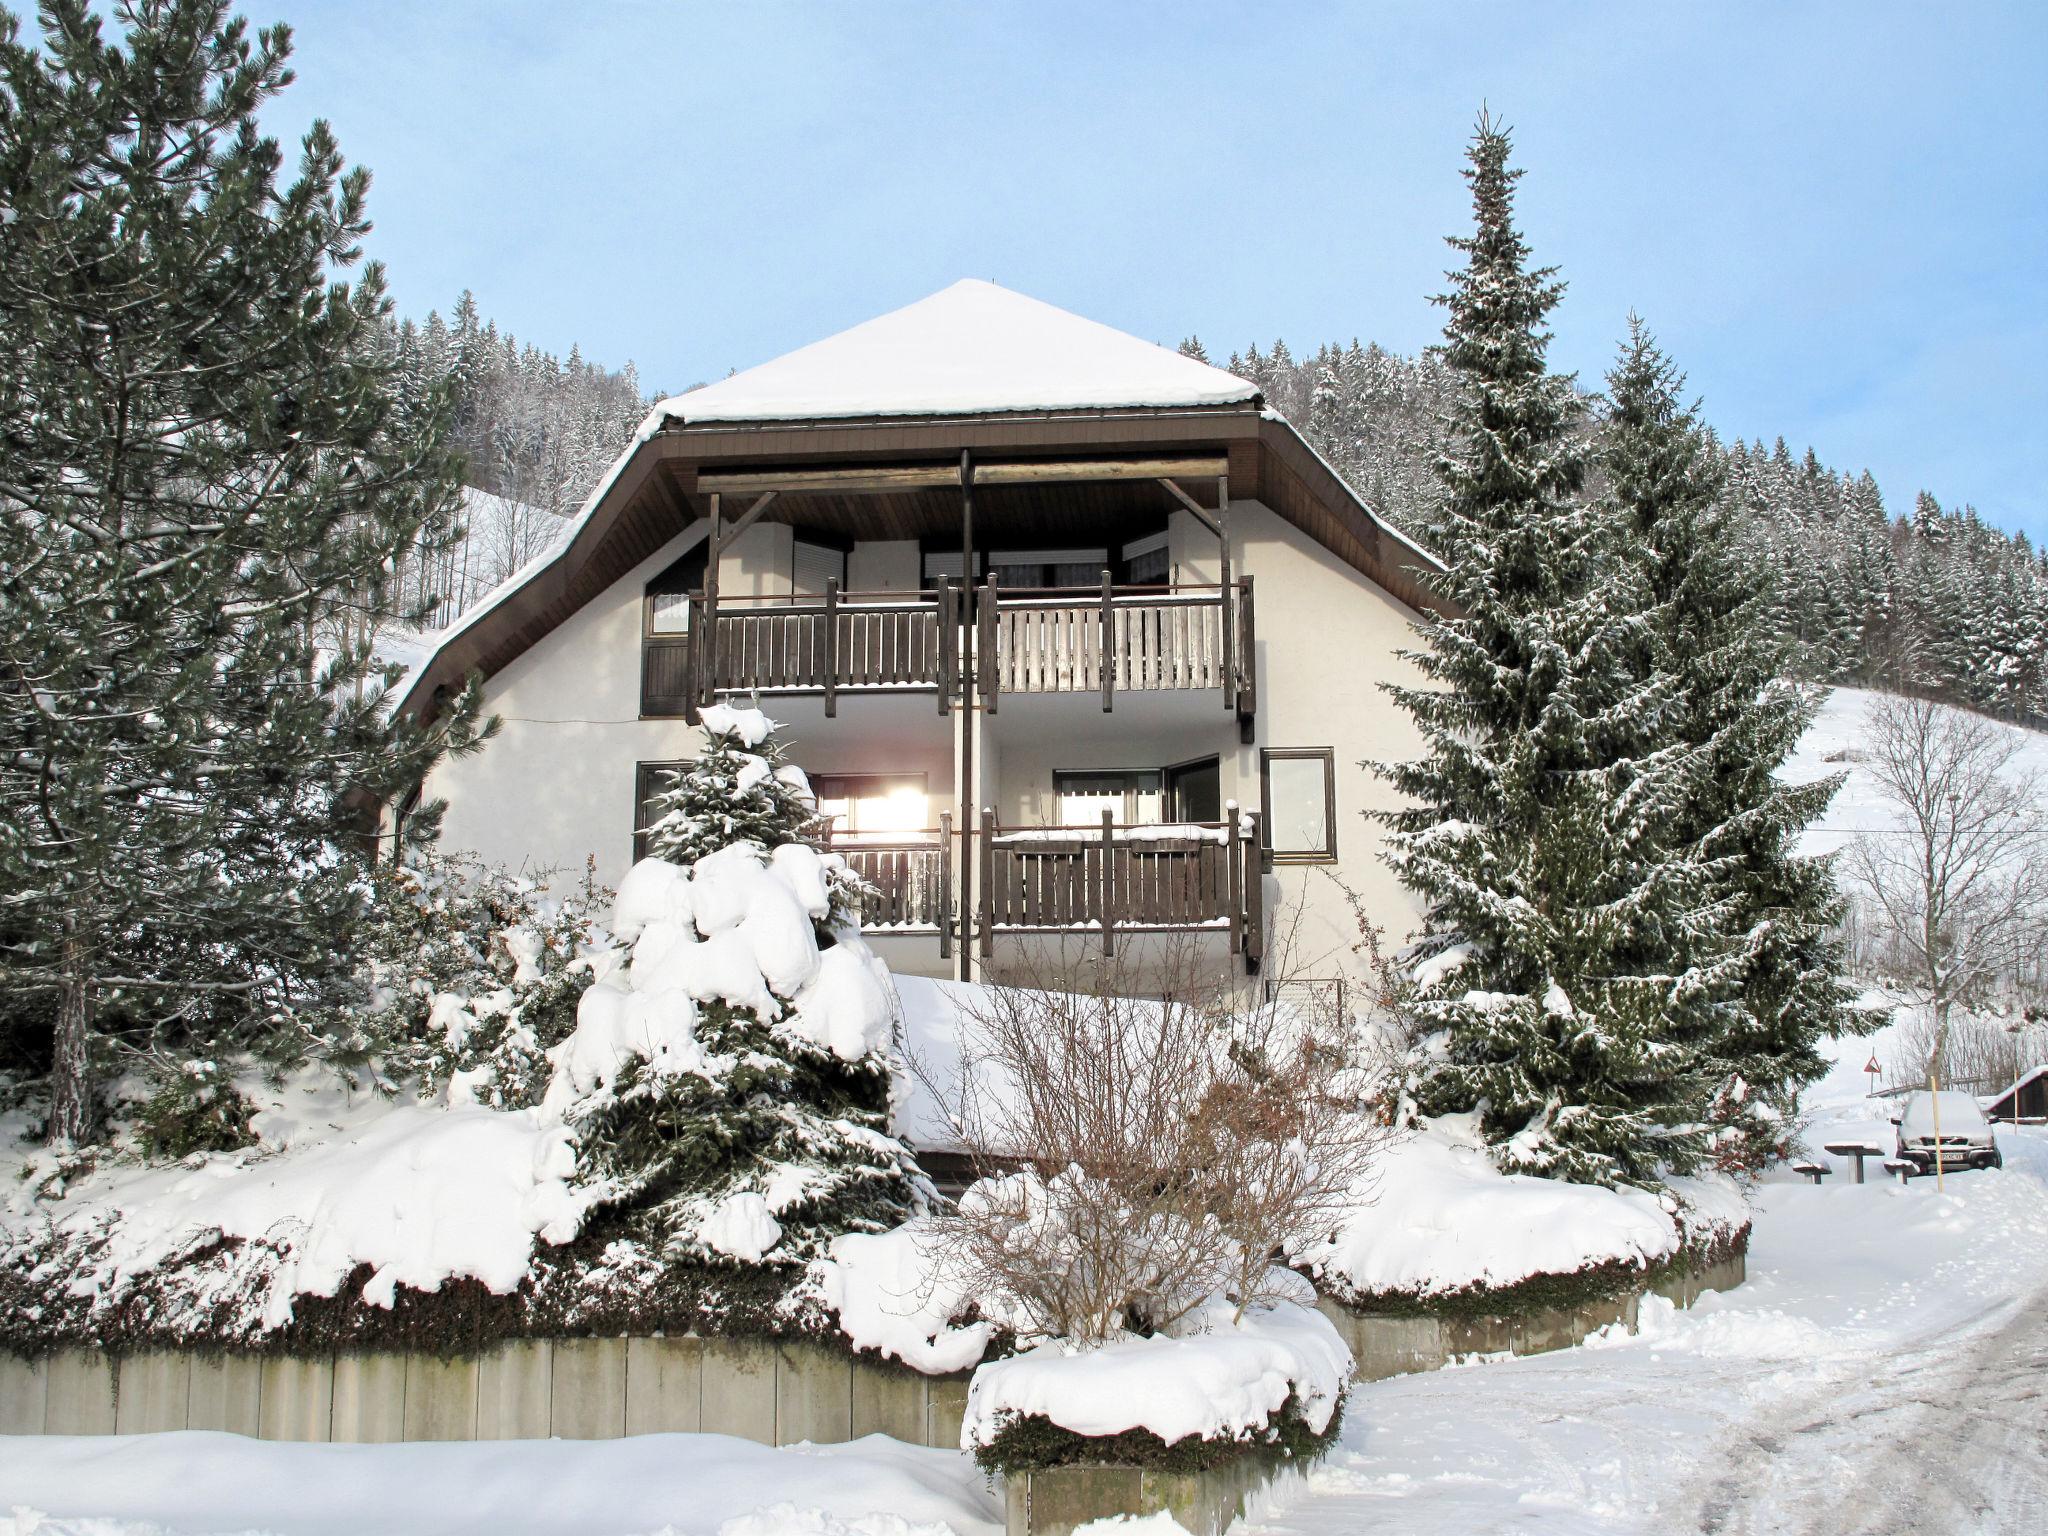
[
  {"xmin": 911, "ymin": 935, "xmax": 1392, "ymax": 1346},
  {"xmin": 1847, "ymin": 693, "xmax": 2048, "ymax": 1077}
]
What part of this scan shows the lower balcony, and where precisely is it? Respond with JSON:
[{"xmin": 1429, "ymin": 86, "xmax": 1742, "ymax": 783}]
[{"xmin": 829, "ymin": 814, "xmax": 1266, "ymax": 969}]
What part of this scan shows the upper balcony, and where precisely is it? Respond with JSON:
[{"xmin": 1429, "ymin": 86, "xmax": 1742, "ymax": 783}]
[{"xmin": 643, "ymin": 576, "xmax": 1257, "ymax": 733}]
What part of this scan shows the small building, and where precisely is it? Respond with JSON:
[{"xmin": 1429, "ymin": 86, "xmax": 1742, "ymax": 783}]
[
  {"xmin": 395, "ymin": 279, "xmax": 1448, "ymax": 990},
  {"xmin": 1984, "ymin": 1065, "xmax": 2048, "ymax": 1124}
]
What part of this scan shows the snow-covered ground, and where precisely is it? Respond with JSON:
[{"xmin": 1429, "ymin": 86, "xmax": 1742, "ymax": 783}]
[
  {"xmin": 1244, "ymin": 1017, "xmax": 2048, "ymax": 1536},
  {"xmin": 0, "ymin": 1431, "xmax": 999, "ymax": 1536}
]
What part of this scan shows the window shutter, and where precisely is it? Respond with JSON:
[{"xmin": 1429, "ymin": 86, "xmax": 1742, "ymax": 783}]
[{"xmin": 794, "ymin": 540, "xmax": 846, "ymax": 597}]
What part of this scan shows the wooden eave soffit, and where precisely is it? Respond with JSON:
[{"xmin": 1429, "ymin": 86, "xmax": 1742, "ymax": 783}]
[{"xmin": 693, "ymin": 454, "xmax": 1229, "ymax": 497}]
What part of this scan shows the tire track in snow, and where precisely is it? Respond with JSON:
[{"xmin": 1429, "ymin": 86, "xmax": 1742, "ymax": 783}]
[{"xmin": 1687, "ymin": 1284, "xmax": 2048, "ymax": 1536}]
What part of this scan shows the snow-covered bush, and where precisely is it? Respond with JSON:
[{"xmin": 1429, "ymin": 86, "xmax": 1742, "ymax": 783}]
[
  {"xmin": 316, "ymin": 851, "xmax": 613, "ymax": 1109},
  {"xmin": 962, "ymin": 1274, "xmax": 1352, "ymax": 1475},
  {"xmin": 547, "ymin": 708, "xmax": 925, "ymax": 1269},
  {"xmin": 132, "ymin": 1057, "xmax": 259, "ymax": 1161}
]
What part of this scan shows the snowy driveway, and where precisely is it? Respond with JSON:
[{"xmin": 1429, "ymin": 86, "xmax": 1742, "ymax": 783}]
[{"xmin": 1251, "ymin": 1127, "xmax": 2048, "ymax": 1536}]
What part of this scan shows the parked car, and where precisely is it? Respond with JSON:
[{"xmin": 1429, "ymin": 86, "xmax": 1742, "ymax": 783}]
[{"xmin": 1891, "ymin": 1090, "xmax": 2003, "ymax": 1174}]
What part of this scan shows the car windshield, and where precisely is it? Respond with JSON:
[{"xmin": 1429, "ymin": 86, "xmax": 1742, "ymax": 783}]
[{"xmin": 1900, "ymin": 1091, "xmax": 1989, "ymax": 1136}]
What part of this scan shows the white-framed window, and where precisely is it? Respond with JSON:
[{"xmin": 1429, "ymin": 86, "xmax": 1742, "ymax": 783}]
[{"xmin": 1261, "ymin": 747, "xmax": 1337, "ymax": 863}]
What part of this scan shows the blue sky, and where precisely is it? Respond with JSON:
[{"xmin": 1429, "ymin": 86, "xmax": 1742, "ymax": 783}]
[{"xmin": 246, "ymin": 2, "xmax": 2046, "ymax": 542}]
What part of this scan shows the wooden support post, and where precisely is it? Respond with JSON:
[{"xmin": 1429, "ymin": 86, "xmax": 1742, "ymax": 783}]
[
  {"xmin": 958, "ymin": 452, "xmax": 977, "ymax": 980},
  {"xmin": 1101, "ymin": 808, "xmax": 1116, "ymax": 958},
  {"xmin": 700, "ymin": 492, "xmax": 721, "ymax": 707},
  {"xmin": 978, "ymin": 807, "xmax": 997, "ymax": 960},
  {"xmin": 822, "ymin": 577, "xmax": 839, "ymax": 718},
  {"xmin": 1225, "ymin": 800, "xmax": 1242, "ymax": 957},
  {"xmin": 1237, "ymin": 573, "xmax": 1256, "ymax": 744},
  {"xmin": 937, "ymin": 812, "xmax": 953, "ymax": 961},
  {"xmin": 978, "ymin": 571, "xmax": 1000, "ymax": 715},
  {"xmin": 1218, "ymin": 474, "xmax": 1233, "ymax": 713},
  {"xmin": 1100, "ymin": 569, "xmax": 1114, "ymax": 713},
  {"xmin": 937, "ymin": 579, "xmax": 955, "ymax": 717},
  {"xmin": 1244, "ymin": 810, "xmax": 1264, "ymax": 966}
]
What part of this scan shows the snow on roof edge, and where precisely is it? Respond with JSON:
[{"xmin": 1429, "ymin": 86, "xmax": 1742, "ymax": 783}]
[{"xmin": 1258, "ymin": 407, "xmax": 1444, "ymax": 580}]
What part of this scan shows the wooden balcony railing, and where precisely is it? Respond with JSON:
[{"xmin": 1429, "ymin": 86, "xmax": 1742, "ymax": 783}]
[
  {"xmin": 835, "ymin": 838, "xmax": 948, "ymax": 931},
  {"xmin": 826, "ymin": 811, "xmax": 1267, "ymax": 969},
  {"xmin": 978, "ymin": 810, "xmax": 1264, "ymax": 963},
  {"xmin": 642, "ymin": 578, "xmax": 1257, "ymax": 727},
  {"xmin": 988, "ymin": 587, "xmax": 1234, "ymax": 695},
  {"xmin": 706, "ymin": 595, "xmax": 942, "ymax": 698}
]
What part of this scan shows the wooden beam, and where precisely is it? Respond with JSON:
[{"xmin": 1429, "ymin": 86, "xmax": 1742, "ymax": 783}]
[
  {"xmin": 725, "ymin": 489, "xmax": 780, "ymax": 539},
  {"xmin": 1157, "ymin": 476, "xmax": 1222, "ymax": 538},
  {"xmin": 700, "ymin": 464, "xmax": 958, "ymax": 495},
  {"xmin": 974, "ymin": 456, "xmax": 1227, "ymax": 487},
  {"xmin": 699, "ymin": 491, "xmax": 721, "ymax": 707},
  {"xmin": 698, "ymin": 455, "xmax": 1230, "ymax": 497}
]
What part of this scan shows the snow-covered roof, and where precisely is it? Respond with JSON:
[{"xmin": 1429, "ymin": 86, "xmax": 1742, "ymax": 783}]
[
  {"xmin": 1987, "ymin": 1063, "xmax": 2048, "ymax": 1106},
  {"xmin": 652, "ymin": 279, "xmax": 1257, "ymax": 425}
]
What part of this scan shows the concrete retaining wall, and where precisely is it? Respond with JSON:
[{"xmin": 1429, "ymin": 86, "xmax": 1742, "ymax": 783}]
[
  {"xmin": 0, "ymin": 1338, "xmax": 968, "ymax": 1451},
  {"xmin": 1317, "ymin": 1250, "xmax": 1748, "ymax": 1382}
]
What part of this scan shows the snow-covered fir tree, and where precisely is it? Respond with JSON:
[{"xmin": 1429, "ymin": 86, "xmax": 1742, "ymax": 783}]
[
  {"xmin": 1600, "ymin": 319, "xmax": 1862, "ymax": 1168},
  {"xmin": 0, "ymin": 0, "xmax": 489, "ymax": 1143},
  {"xmin": 561, "ymin": 707, "xmax": 922, "ymax": 1268},
  {"xmin": 1379, "ymin": 117, "xmax": 1718, "ymax": 1188},
  {"xmin": 643, "ymin": 709, "xmax": 834, "ymax": 865}
]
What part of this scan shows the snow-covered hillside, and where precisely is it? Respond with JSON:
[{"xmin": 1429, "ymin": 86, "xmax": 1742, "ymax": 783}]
[{"xmin": 1781, "ymin": 685, "xmax": 2048, "ymax": 860}]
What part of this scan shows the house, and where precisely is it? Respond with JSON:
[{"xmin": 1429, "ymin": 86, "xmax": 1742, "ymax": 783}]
[
  {"xmin": 1985, "ymin": 1065, "xmax": 2048, "ymax": 1124},
  {"xmin": 395, "ymin": 279, "xmax": 1445, "ymax": 990}
]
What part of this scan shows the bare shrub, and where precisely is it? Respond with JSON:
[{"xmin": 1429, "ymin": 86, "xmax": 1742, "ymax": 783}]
[
  {"xmin": 913, "ymin": 932, "xmax": 1393, "ymax": 1346},
  {"xmin": 1885, "ymin": 1005, "xmax": 2048, "ymax": 1095},
  {"xmin": 1846, "ymin": 693, "xmax": 2048, "ymax": 1079}
]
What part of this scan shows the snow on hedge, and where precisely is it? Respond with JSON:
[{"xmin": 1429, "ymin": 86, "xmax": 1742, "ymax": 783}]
[
  {"xmin": 961, "ymin": 1277, "xmax": 1351, "ymax": 1450},
  {"xmin": 1287, "ymin": 1115, "xmax": 1744, "ymax": 1302},
  {"xmin": 2, "ymin": 1080, "xmax": 592, "ymax": 1327},
  {"xmin": 809, "ymin": 1221, "xmax": 994, "ymax": 1376}
]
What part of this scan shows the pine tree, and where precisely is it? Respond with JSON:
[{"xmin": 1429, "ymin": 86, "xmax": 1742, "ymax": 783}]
[
  {"xmin": 644, "ymin": 708, "xmax": 832, "ymax": 865},
  {"xmin": 1378, "ymin": 116, "xmax": 1708, "ymax": 1187},
  {"xmin": 1601, "ymin": 319, "xmax": 1862, "ymax": 1167},
  {"xmin": 572, "ymin": 708, "xmax": 921, "ymax": 1266},
  {"xmin": 0, "ymin": 0, "xmax": 488, "ymax": 1142}
]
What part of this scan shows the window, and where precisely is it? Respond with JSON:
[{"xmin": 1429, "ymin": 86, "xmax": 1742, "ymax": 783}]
[
  {"xmin": 1164, "ymin": 756, "xmax": 1221, "ymax": 822},
  {"xmin": 644, "ymin": 546, "xmax": 708, "ymax": 635},
  {"xmin": 921, "ymin": 549, "xmax": 979, "ymax": 587},
  {"xmin": 1123, "ymin": 531, "xmax": 1169, "ymax": 587},
  {"xmin": 812, "ymin": 774, "xmax": 929, "ymax": 842},
  {"xmin": 989, "ymin": 548, "xmax": 1109, "ymax": 591},
  {"xmin": 1261, "ymin": 748, "xmax": 1336, "ymax": 863},
  {"xmin": 1054, "ymin": 769, "xmax": 1164, "ymax": 825},
  {"xmin": 633, "ymin": 759, "xmax": 693, "ymax": 863},
  {"xmin": 793, "ymin": 537, "xmax": 848, "ymax": 597}
]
